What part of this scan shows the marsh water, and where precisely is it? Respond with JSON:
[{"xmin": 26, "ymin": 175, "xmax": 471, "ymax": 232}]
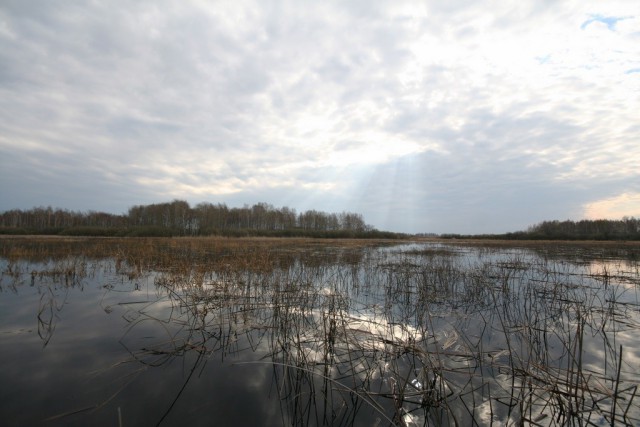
[{"xmin": 0, "ymin": 237, "xmax": 639, "ymax": 426}]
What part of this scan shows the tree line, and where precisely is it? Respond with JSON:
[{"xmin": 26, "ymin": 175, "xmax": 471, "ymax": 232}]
[
  {"xmin": 440, "ymin": 217, "xmax": 640, "ymax": 241},
  {"xmin": 518, "ymin": 217, "xmax": 640, "ymax": 240},
  {"xmin": 0, "ymin": 200, "xmax": 400, "ymax": 238}
]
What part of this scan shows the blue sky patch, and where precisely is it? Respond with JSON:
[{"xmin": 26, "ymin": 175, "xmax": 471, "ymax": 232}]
[{"xmin": 581, "ymin": 14, "xmax": 631, "ymax": 31}]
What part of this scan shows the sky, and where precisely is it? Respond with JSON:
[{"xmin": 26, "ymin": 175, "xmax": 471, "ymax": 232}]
[{"xmin": 1, "ymin": 1, "xmax": 639, "ymax": 234}]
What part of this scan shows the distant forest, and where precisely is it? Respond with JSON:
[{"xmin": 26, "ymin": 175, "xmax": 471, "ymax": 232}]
[
  {"xmin": 441, "ymin": 217, "xmax": 640, "ymax": 241},
  {"xmin": 1, "ymin": 201, "xmax": 638, "ymax": 240},
  {"xmin": 517, "ymin": 218, "xmax": 640, "ymax": 240},
  {"xmin": 0, "ymin": 200, "xmax": 400, "ymax": 238}
]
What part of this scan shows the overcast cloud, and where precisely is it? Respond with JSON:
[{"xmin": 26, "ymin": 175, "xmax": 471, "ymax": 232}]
[{"xmin": 1, "ymin": 0, "xmax": 638, "ymax": 233}]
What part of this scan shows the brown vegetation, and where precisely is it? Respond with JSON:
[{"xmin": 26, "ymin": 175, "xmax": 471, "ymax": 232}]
[{"xmin": 1, "ymin": 237, "xmax": 639, "ymax": 425}]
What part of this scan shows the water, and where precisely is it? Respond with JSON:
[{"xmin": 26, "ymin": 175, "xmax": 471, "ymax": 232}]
[{"xmin": 0, "ymin": 238, "xmax": 639, "ymax": 426}]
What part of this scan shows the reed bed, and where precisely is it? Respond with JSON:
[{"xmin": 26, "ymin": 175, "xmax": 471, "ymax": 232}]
[{"xmin": 1, "ymin": 237, "xmax": 639, "ymax": 426}]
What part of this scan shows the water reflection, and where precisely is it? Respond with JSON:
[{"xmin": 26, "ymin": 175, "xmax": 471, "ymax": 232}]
[{"xmin": 0, "ymin": 238, "xmax": 639, "ymax": 426}]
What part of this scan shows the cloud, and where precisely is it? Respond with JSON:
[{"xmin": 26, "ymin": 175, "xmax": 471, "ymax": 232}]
[{"xmin": 1, "ymin": 1, "xmax": 639, "ymax": 233}]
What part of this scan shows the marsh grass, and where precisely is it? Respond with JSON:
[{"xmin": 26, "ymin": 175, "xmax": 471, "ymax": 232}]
[{"xmin": 1, "ymin": 236, "xmax": 639, "ymax": 425}]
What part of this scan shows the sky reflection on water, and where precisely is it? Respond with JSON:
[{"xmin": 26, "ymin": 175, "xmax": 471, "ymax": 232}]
[{"xmin": 0, "ymin": 240, "xmax": 639, "ymax": 426}]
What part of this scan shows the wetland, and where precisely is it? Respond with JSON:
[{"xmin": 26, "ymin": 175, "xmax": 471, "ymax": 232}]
[{"xmin": 0, "ymin": 236, "xmax": 639, "ymax": 426}]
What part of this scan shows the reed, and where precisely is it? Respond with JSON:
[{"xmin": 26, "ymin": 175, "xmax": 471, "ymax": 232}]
[{"xmin": 2, "ymin": 236, "xmax": 639, "ymax": 425}]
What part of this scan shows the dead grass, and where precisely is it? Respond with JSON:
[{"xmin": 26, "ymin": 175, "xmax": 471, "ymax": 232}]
[{"xmin": 2, "ymin": 236, "xmax": 639, "ymax": 425}]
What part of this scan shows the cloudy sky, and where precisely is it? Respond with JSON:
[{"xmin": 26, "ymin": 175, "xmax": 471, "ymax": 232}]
[{"xmin": 1, "ymin": 1, "xmax": 638, "ymax": 234}]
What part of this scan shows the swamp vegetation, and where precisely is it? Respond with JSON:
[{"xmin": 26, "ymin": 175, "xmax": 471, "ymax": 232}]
[{"xmin": 0, "ymin": 237, "xmax": 639, "ymax": 426}]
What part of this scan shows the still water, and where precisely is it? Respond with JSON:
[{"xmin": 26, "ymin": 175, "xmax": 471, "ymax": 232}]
[{"xmin": 0, "ymin": 238, "xmax": 639, "ymax": 426}]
